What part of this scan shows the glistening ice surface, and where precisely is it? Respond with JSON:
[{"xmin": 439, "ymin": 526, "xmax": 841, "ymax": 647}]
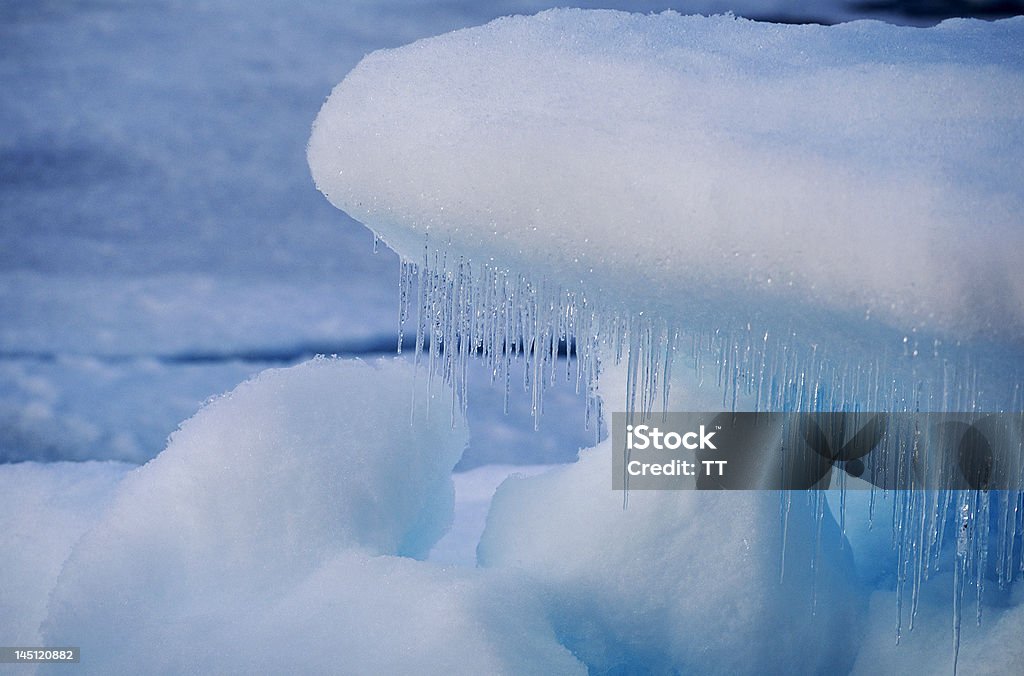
[
  {"xmin": 3, "ymin": 4, "xmax": 1024, "ymax": 674},
  {"xmin": 309, "ymin": 10, "xmax": 1024, "ymax": 673},
  {"xmin": 310, "ymin": 11, "xmax": 1024, "ymax": 341}
]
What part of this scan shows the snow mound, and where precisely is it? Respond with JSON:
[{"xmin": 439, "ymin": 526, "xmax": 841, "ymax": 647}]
[
  {"xmin": 0, "ymin": 461, "xmax": 130, "ymax": 646},
  {"xmin": 310, "ymin": 10, "xmax": 1024, "ymax": 341},
  {"xmin": 478, "ymin": 441, "xmax": 866, "ymax": 674},
  {"xmin": 38, "ymin": 358, "xmax": 581, "ymax": 673},
  {"xmin": 53, "ymin": 357, "xmax": 467, "ymax": 563},
  {"xmin": 851, "ymin": 575, "xmax": 1024, "ymax": 675}
]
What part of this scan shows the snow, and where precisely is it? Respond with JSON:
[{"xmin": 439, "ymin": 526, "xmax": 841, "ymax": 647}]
[
  {"xmin": 310, "ymin": 11, "xmax": 1024, "ymax": 342},
  {"xmin": 5, "ymin": 2, "xmax": 1018, "ymax": 463},
  {"xmin": 36, "ymin": 358, "xmax": 585, "ymax": 674},
  {"xmin": 851, "ymin": 576, "xmax": 1024, "ymax": 675},
  {"xmin": 479, "ymin": 441, "xmax": 866, "ymax": 673},
  {"xmin": 0, "ymin": 461, "xmax": 131, "ymax": 647},
  {"xmin": 5, "ymin": 381, "xmax": 1022, "ymax": 672},
  {"xmin": 5, "ymin": 2, "xmax": 1024, "ymax": 673},
  {"xmin": 305, "ymin": 9, "xmax": 1024, "ymax": 673},
  {"xmin": 429, "ymin": 463, "xmax": 558, "ymax": 565},
  {"xmin": 49, "ymin": 358, "xmax": 469, "ymax": 563}
]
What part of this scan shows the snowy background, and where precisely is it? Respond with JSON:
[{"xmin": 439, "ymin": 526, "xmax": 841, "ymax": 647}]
[
  {"xmin": 4, "ymin": 0, "xmax": 1022, "ymax": 467},
  {"xmin": 2, "ymin": 1, "xmax": 1023, "ymax": 673}
]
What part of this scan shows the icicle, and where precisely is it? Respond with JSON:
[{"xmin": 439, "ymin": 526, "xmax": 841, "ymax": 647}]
[
  {"xmin": 953, "ymin": 493, "xmax": 971, "ymax": 675},
  {"xmin": 393, "ymin": 231, "xmax": 1022, "ymax": 674},
  {"xmin": 780, "ymin": 490, "xmax": 791, "ymax": 583},
  {"xmin": 810, "ymin": 488, "xmax": 824, "ymax": 615},
  {"xmin": 397, "ymin": 260, "xmax": 412, "ymax": 354}
]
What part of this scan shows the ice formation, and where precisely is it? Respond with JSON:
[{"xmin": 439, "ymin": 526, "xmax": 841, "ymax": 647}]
[
  {"xmin": 309, "ymin": 10, "xmax": 1024, "ymax": 326},
  {"xmin": 37, "ymin": 358, "xmax": 584, "ymax": 674},
  {"xmin": 310, "ymin": 9, "xmax": 1024, "ymax": 432},
  {"xmin": 479, "ymin": 441, "xmax": 865, "ymax": 673},
  {"xmin": 309, "ymin": 9, "xmax": 1024, "ymax": 670}
]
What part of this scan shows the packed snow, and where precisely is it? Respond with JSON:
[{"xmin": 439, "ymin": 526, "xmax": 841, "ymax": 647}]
[
  {"xmin": 310, "ymin": 10, "xmax": 1024, "ymax": 454},
  {"xmin": 0, "ymin": 0, "xmax": 596, "ymax": 464},
  {"xmin": 35, "ymin": 358, "xmax": 587, "ymax": 674},
  {"xmin": 0, "ymin": 461, "xmax": 131, "ymax": 647},
  {"xmin": 4, "ymin": 2, "xmax": 1024, "ymax": 674},
  {"xmin": 310, "ymin": 11, "xmax": 1024, "ymax": 342},
  {"xmin": 479, "ymin": 441, "xmax": 865, "ymax": 673},
  {"xmin": 306, "ymin": 9, "xmax": 1024, "ymax": 674},
  {"xmin": 6, "ymin": 368, "xmax": 1018, "ymax": 673}
]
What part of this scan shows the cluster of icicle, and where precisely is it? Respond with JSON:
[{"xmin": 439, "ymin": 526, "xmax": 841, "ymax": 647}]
[{"xmin": 397, "ymin": 237, "xmax": 1022, "ymax": 671}]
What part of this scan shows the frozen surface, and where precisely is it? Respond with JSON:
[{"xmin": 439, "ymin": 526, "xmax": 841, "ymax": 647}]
[
  {"xmin": 0, "ymin": 351, "xmax": 592, "ymax": 465},
  {"xmin": 429, "ymin": 463, "xmax": 558, "ymax": 565},
  {"xmin": 310, "ymin": 11, "xmax": 1024, "ymax": 342},
  {"xmin": 0, "ymin": 0, "xmax": 402, "ymax": 358},
  {"xmin": 307, "ymin": 11, "xmax": 1024, "ymax": 672},
  {"xmin": 35, "ymin": 358, "xmax": 583, "ymax": 674},
  {"xmin": 4, "ymin": 3, "xmax": 1024, "ymax": 673},
  {"xmin": 6, "ymin": 2, "xmax": 1018, "ymax": 462},
  {"xmin": 851, "ymin": 576, "xmax": 1024, "ymax": 675},
  {"xmin": 5, "ymin": 436, "xmax": 1021, "ymax": 675},
  {"xmin": 0, "ymin": 461, "xmax": 131, "ymax": 647},
  {"xmin": 0, "ymin": 358, "xmax": 260, "ymax": 463},
  {"xmin": 478, "ymin": 442, "xmax": 866, "ymax": 673},
  {"xmin": 2, "ymin": 0, "xmax": 611, "ymax": 464}
]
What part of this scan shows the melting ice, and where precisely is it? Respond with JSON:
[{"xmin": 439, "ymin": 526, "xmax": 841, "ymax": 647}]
[{"xmin": 309, "ymin": 10, "xmax": 1024, "ymax": 673}]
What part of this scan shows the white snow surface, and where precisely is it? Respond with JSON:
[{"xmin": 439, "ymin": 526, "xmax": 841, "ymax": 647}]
[
  {"xmin": 478, "ymin": 441, "xmax": 866, "ymax": 674},
  {"xmin": 5, "ymin": 5, "xmax": 1024, "ymax": 673},
  {"xmin": 34, "ymin": 358, "xmax": 585, "ymax": 674},
  {"xmin": 310, "ymin": 10, "xmax": 1024, "ymax": 341},
  {"xmin": 429, "ymin": 463, "xmax": 557, "ymax": 565},
  {"xmin": 0, "ymin": 461, "xmax": 131, "ymax": 647},
  {"xmin": 6, "ymin": 2, "xmax": 1016, "ymax": 462},
  {"xmin": 1, "ymin": 357, "xmax": 1020, "ymax": 673}
]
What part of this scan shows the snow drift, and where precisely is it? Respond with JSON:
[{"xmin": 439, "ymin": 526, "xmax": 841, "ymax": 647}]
[
  {"xmin": 479, "ymin": 442, "xmax": 865, "ymax": 674},
  {"xmin": 37, "ymin": 358, "xmax": 584, "ymax": 674},
  {"xmin": 309, "ymin": 10, "xmax": 1024, "ymax": 342},
  {"xmin": 306, "ymin": 10, "xmax": 1024, "ymax": 673}
]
